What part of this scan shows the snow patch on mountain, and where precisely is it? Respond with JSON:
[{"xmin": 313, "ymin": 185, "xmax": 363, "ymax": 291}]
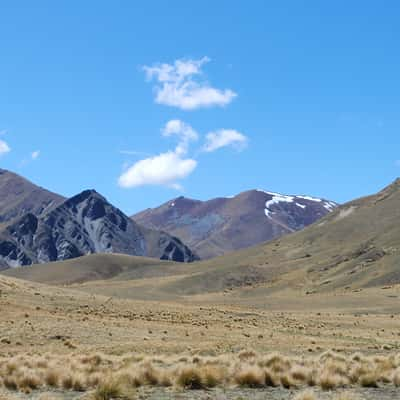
[
  {"xmin": 258, "ymin": 190, "xmax": 337, "ymax": 220},
  {"xmin": 296, "ymin": 195, "xmax": 323, "ymax": 202},
  {"xmin": 264, "ymin": 193, "xmax": 295, "ymax": 217},
  {"xmin": 323, "ymin": 201, "xmax": 337, "ymax": 211}
]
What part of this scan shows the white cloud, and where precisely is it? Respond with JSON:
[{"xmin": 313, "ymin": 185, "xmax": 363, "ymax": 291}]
[
  {"xmin": 143, "ymin": 57, "xmax": 237, "ymax": 110},
  {"xmin": 118, "ymin": 120, "xmax": 198, "ymax": 189},
  {"xmin": 162, "ymin": 119, "xmax": 198, "ymax": 154},
  {"xmin": 118, "ymin": 151, "xmax": 197, "ymax": 189},
  {"xmin": 0, "ymin": 140, "xmax": 10, "ymax": 156},
  {"xmin": 31, "ymin": 150, "xmax": 40, "ymax": 160},
  {"xmin": 203, "ymin": 129, "xmax": 248, "ymax": 152}
]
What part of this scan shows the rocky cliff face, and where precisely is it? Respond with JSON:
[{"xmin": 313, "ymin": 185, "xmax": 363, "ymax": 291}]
[
  {"xmin": 133, "ymin": 189, "xmax": 338, "ymax": 259},
  {"xmin": 0, "ymin": 190, "xmax": 197, "ymax": 268}
]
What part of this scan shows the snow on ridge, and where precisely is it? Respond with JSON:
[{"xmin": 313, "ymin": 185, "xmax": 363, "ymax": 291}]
[
  {"xmin": 296, "ymin": 195, "xmax": 322, "ymax": 202},
  {"xmin": 264, "ymin": 193, "xmax": 295, "ymax": 218},
  {"xmin": 323, "ymin": 201, "xmax": 337, "ymax": 211},
  {"xmin": 257, "ymin": 189, "xmax": 337, "ymax": 219},
  {"xmin": 257, "ymin": 189, "xmax": 323, "ymax": 203}
]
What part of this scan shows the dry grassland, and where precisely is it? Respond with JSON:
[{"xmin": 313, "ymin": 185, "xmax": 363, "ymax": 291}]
[{"xmin": 1, "ymin": 276, "xmax": 400, "ymax": 399}]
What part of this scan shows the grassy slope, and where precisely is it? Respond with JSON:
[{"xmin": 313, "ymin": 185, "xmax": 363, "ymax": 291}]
[{"xmin": 3, "ymin": 179, "xmax": 400, "ymax": 304}]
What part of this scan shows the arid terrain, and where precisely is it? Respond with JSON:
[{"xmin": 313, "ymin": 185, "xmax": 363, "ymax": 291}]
[
  {"xmin": 2, "ymin": 181, "xmax": 400, "ymax": 399},
  {"xmin": 1, "ymin": 271, "xmax": 400, "ymax": 399}
]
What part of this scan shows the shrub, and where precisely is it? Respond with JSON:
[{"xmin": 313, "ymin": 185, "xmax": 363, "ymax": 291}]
[
  {"xmin": 92, "ymin": 378, "xmax": 134, "ymax": 400},
  {"xmin": 176, "ymin": 366, "xmax": 205, "ymax": 390},
  {"xmin": 234, "ymin": 366, "xmax": 265, "ymax": 388}
]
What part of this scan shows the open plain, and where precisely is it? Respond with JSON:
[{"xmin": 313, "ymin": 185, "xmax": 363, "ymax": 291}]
[{"xmin": 1, "ymin": 269, "xmax": 400, "ymax": 399}]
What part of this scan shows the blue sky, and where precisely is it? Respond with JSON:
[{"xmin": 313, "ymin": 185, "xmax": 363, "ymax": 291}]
[{"xmin": 1, "ymin": 1, "xmax": 399, "ymax": 214}]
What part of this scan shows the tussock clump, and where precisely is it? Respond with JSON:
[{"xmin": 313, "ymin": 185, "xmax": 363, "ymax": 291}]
[
  {"xmin": 319, "ymin": 371, "xmax": 345, "ymax": 390},
  {"xmin": 3, "ymin": 375, "xmax": 18, "ymax": 390},
  {"xmin": 280, "ymin": 373, "xmax": 296, "ymax": 389},
  {"xmin": 61, "ymin": 374, "xmax": 74, "ymax": 390},
  {"xmin": 92, "ymin": 378, "xmax": 134, "ymax": 400},
  {"xmin": 176, "ymin": 366, "xmax": 205, "ymax": 389},
  {"xmin": 200, "ymin": 365, "xmax": 225, "ymax": 387},
  {"xmin": 234, "ymin": 365, "xmax": 265, "ymax": 388},
  {"xmin": 44, "ymin": 369, "xmax": 60, "ymax": 387},
  {"xmin": 291, "ymin": 365, "xmax": 312, "ymax": 382},
  {"xmin": 359, "ymin": 372, "xmax": 379, "ymax": 388},
  {"xmin": 71, "ymin": 372, "xmax": 87, "ymax": 391},
  {"xmin": 264, "ymin": 368, "xmax": 279, "ymax": 387},
  {"xmin": 16, "ymin": 370, "xmax": 40, "ymax": 390},
  {"xmin": 139, "ymin": 364, "xmax": 161, "ymax": 386}
]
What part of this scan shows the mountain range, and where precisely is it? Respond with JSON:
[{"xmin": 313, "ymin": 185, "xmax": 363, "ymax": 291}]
[
  {"xmin": 6, "ymin": 178, "xmax": 400, "ymax": 300},
  {"xmin": 0, "ymin": 172, "xmax": 197, "ymax": 269},
  {"xmin": 0, "ymin": 168, "xmax": 338, "ymax": 269},
  {"xmin": 6, "ymin": 178, "xmax": 400, "ymax": 302},
  {"xmin": 133, "ymin": 190, "xmax": 337, "ymax": 258}
]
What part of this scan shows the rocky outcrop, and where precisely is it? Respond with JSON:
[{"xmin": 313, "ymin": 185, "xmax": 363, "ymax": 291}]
[{"xmin": 0, "ymin": 190, "xmax": 198, "ymax": 268}]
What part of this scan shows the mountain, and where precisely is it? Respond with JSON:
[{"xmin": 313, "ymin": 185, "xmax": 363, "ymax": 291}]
[
  {"xmin": 152, "ymin": 177, "xmax": 400, "ymax": 297},
  {"xmin": 0, "ymin": 189, "xmax": 197, "ymax": 269},
  {"xmin": 133, "ymin": 189, "xmax": 338, "ymax": 259},
  {"xmin": 8, "ymin": 179, "xmax": 400, "ymax": 302},
  {"xmin": 0, "ymin": 169, "xmax": 64, "ymax": 224}
]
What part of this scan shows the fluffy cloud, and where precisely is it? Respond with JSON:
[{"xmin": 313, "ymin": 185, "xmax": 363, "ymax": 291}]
[
  {"xmin": 162, "ymin": 119, "xmax": 198, "ymax": 154},
  {"xmin": 143, "ymin": 57, "xmax": 237, "ymax": 110},
  {"xmin": 31, "ymin": 150, "xmax": 40, "ymax": 160},
  {"xmin": 203, "ymin": 129, "xmax": 248, "ymax": 152},
  {"xmin": 118, "ymin": 151, "xmax": 197, "ymax": 189},
  {"xmin": 118, "ymin": 120, "xmax": 198, "ymax": 189},
  {"xmin": 0, "ymin": 140, "xmax": 10, "ymax": 156}
]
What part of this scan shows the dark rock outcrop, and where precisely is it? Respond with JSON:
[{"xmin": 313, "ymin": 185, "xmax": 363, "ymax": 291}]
[{"xmin": 0, "ymin": 190, "xmax": 198, "ymax": 268}]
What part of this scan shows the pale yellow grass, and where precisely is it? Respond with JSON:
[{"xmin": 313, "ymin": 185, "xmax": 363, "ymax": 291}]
[{"xmin": 0, "ymin": 350, "xmax": 399, "ymax": 395}]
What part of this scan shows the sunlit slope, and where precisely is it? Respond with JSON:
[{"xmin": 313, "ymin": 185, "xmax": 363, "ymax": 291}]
[{"xmin": 4, "ymin": 179, "xmax": 400, "ymax": 300}]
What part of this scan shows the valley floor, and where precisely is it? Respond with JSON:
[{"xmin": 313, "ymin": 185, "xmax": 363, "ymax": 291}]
[{"xmin": 1, "ymin": 276, "xmax": 400, "ymax": 399}]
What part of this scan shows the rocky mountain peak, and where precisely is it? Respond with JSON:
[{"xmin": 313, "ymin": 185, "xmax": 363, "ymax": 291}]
[
  {"xmin": 133, "ymin": 188, "xmax": 338, "ymax": 259},
  {"xmin": 0, "ymin": 187, "xmax": 198, "ymax": 269},
  {"xmin": 0, "ymin": 169, "xmax": 64, "ymax": 224}
]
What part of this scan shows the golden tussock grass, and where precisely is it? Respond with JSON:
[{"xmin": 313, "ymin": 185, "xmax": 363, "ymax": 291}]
[
  {"xmin": 91, "ymin": 377, "xmax": 135, "ymax": 400},
  {"xmin": 0, "ymin": 350, "xmax": 399, "ymax": 395}
]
